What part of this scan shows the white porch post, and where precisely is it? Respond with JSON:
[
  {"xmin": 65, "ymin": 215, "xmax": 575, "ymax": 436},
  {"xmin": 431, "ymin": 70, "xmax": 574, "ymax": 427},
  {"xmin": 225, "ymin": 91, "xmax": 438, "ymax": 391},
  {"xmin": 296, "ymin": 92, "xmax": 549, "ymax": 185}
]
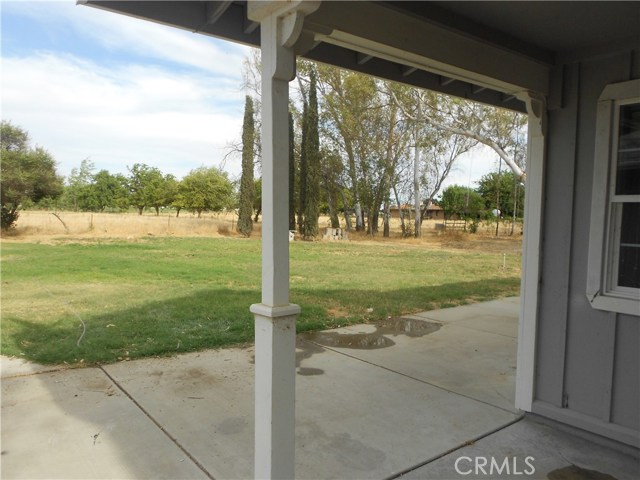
[
  {"xmin": 248, "ymin": 2, "xmax": 320, "ymax": 479},
  {"xmin": 515, "ymin": 92, "xmax": 547, "ymax": 412}
]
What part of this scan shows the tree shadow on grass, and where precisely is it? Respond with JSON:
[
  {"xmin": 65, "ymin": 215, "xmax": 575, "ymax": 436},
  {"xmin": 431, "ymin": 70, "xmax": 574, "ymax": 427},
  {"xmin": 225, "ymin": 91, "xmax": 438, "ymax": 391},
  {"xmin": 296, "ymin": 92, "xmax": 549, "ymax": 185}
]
[{"xmin": 3, "ymin": 278, "xmax": 520, "ymax": 366}]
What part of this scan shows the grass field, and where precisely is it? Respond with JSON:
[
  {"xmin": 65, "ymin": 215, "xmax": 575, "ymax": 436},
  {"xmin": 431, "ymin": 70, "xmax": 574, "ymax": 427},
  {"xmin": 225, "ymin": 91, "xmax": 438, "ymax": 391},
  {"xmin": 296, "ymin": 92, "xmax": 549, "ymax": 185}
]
[{"xmin": 1, "ymin": 214, "xmax": 522, "ymax": 366}]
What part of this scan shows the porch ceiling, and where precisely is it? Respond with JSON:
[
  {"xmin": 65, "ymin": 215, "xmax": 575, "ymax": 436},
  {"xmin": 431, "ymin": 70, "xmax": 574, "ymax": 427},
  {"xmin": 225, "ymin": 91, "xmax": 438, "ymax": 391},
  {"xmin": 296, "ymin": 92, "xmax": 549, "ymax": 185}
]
[{"xmin": 81, "ymin": 1, "xmax": 639, "ymax": 112}]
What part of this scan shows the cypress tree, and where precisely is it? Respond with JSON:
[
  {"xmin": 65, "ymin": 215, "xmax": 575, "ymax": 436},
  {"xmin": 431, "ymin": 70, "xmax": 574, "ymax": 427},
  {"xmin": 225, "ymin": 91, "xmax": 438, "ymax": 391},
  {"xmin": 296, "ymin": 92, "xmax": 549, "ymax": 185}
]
[
  {"xmin": 303, "ymin": 69, "xmax": 320, "ymax": 239},
  {"xmin": 288, "ymin": 111, "xmax": 296, "ymax": 231},
  {"xmin": 237, "ymin": 96, "xmax": 255, "ymax": 236},
  {"xmin": 298, "ymin": 99, "xmax": 308, "ymax": 234}
]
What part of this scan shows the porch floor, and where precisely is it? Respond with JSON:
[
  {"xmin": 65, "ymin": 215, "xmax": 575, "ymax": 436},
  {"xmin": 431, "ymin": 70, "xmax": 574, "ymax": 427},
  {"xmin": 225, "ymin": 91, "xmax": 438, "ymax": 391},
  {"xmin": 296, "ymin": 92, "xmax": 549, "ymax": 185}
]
[{"xmin": 2, "ymin": 297, "xmax": 637, "ymax": 479}]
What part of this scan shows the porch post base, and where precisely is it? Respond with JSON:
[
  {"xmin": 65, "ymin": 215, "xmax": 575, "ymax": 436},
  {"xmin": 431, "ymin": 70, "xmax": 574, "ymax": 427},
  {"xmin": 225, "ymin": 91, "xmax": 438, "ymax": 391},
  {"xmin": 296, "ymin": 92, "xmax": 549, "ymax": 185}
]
[{"xmin": 251, "ymin": 303, "xmax": 300, "ymax": 480}]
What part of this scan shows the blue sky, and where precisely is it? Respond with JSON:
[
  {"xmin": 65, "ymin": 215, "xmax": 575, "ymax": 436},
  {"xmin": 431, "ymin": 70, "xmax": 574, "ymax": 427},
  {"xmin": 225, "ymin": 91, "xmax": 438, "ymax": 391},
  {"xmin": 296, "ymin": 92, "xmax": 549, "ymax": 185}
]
[
  {"xmin": 1, "ymin": 0, "xmax": 252, "ymax": 180},
  {"xmin": 1, "ymin": 0, "xmax": 498, "ymax": 187}
]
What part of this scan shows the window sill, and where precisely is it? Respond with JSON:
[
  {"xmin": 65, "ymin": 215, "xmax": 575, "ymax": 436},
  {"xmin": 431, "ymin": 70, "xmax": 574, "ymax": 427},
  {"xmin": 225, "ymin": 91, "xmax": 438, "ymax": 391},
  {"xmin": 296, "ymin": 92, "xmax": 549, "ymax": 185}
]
[{"xmin": 586, "ymin": 293, "xmax": 640, "ymax": 316}]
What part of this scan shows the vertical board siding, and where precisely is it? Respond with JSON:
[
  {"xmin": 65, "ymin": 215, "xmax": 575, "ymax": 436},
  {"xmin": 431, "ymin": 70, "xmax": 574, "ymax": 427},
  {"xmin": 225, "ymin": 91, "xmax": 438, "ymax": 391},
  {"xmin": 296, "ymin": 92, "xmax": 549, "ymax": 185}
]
[
  {"xmin": 534, "ymin": 50, "xmax": 639, "ymax": 445},
  {"xmin": 535, "ymin": 63, "xmax": 579, "ymax": 407},
  {"xmin": 611, "ymin": 315, "xmax": 640, "ymax": 430},
  {"xmin": 600, "ymin": 312, "xmax": 617, "ymax": 423},
  {"xmin": 563, "ymin": 52, "xmax": 632, "ymax": 418}
]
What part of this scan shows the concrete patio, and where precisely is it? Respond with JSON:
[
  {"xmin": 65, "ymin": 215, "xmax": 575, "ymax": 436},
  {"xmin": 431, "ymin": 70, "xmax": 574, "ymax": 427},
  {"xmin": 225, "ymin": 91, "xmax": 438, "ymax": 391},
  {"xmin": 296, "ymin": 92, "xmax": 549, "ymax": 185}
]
[{"xmin": 2, "ymin": 297, "xmax": 637, "ymax": 479}]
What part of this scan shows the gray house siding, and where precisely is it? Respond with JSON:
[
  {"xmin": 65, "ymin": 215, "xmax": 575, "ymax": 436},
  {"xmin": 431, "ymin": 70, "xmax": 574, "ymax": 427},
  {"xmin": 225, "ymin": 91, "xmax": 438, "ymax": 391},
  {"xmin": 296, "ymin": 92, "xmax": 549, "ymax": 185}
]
[{"xmin": 534, "ymin": 48, "xmax": 640, "ymax": 448}]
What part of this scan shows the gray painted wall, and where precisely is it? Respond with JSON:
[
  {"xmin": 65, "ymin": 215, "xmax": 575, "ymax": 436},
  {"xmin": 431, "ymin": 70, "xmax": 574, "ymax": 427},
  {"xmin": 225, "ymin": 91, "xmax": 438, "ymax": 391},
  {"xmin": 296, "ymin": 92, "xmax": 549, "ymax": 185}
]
[{"xmin": 534, "ymin": 48, "xmax": 640, "ymax": 448}]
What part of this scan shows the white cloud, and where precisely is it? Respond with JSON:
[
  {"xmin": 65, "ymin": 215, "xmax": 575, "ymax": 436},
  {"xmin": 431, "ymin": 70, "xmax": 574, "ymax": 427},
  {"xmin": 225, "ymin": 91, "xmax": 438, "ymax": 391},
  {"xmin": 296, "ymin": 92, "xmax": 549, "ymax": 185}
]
[
  {"xmin": 1, "ymin": 0, "xmax": 256, "ymax": 180},
  {"xmin": 3, "ymin": 1, "xmax": 252, "ymax": 77},
  {"xmin": 439, "ymin": 146, "xmax": 500, "ymax": 194},
  {"xmin": 2, "ymin": 53, "xmax": 247, "ymax": 180}
]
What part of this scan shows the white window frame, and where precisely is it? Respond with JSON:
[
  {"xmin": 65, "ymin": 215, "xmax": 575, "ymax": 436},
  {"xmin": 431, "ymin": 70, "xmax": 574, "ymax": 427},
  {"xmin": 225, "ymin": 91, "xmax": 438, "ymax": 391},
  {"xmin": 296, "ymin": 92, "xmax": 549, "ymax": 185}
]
[{"xmin": 586, "ymin": 79, "xmax": 640, "ymax": 316}]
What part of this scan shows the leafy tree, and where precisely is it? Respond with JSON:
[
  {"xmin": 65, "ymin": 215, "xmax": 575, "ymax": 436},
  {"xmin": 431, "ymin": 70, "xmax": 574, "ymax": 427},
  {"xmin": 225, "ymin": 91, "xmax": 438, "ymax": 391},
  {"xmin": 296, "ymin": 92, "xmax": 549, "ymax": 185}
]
[
  {"xmin": 320, "ymin": 148, "xmax": 343, "ymax": 229},
  {"xmin": 316, "ymin": 66, "xmax": 373, "ymax": 231},
  {"xmin": 237, "ymin": 96, "xmax": 255, "ymax": 236},
  {"xmin": 440, "ymin": 185, "xmax": 484, "ymax": 220},
  {"xmin": 162, "ymin": 175, "xmax": 179, "ymax": 214},
  {"xmin": 127, "ymin": 163, "xmax": 164, "ymax": 215},
  {"xmin": 476, "ymin": 170, "xmax": 525, "ymax": 219},
  {"xmin": 172, "ymin": 180, "xmax": 187, "ymax": 217},
  {"xmin": 316, "ymin": 66, "xmax": 411, "ymax": 235},
  {"xmin": 90, "ymin": 170, "xmax": 129, "ymax": 211},
  {"xmin": 179, "ymin": 166, "xmax": 233, "ymax": 217},
  {"xmin": 65, "ymin": 158, "xmax": 95, "ymax": 211},
  {"xmin": 0, "ymin": 121, "xmax": 29, "ymax": 151},
  {"xmin": 390, "ymin": 90, "xmax": 527, "ymax": 180},
  {"xmin": 0, "ymin": 121, "xmax": 63, "ymax": 229},
  {"xmin": 147, "ymin": 173, "xmax": 177, "ymax": 216}
]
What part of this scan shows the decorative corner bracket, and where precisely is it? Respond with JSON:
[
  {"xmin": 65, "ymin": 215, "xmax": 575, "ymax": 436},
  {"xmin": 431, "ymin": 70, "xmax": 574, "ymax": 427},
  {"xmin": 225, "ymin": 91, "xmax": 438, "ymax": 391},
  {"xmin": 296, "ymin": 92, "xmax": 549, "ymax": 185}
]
[
  {"xmin": 517, "ymin": 91, "xmax": 548, "ymax": 137},
  {"xmin": 248, "ymin": 1, "xmax": 322, "ymax": 80}
]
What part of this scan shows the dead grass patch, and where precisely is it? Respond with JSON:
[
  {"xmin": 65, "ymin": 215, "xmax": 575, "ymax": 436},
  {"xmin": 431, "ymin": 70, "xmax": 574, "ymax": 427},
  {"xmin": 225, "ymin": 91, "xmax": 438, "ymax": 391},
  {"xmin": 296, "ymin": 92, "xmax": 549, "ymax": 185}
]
[
  {"xmin": 327, "ymin": 306, "xmax": 350, "ymax": 319},
  {"xmin": 8, "ymin": 211, "xmax": 522, "ymax": 255}
]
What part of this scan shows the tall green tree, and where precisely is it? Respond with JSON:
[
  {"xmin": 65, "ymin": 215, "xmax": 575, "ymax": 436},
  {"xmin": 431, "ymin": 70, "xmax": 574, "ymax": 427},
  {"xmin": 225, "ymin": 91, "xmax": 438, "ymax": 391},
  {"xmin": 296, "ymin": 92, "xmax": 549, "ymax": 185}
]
[
  {"xmin": 302, "ymin": 69, "xmax": 321, "ymax": 239},
  {"xmin": 90, "ymin": 170, "xmax": 129, "ymax": 211},
  {"xmin": 320, "ymin": 149, "xmax": 343, "ymax": 229},
  {"xmin": 148, "ymin": 173, "xmax": 178, "ymax": 215},
  {"xmin": 127, "ymin": 163, "xmax": 164, "ymax": 215},
  {"xmin": 237, "ymin": 96, "xmax": 255, "ymax": 236},
  {"xmin": 440, "ymin": 185, "xmax": 484, "ymax": 220},
  {"xmin": 288, "ymin": 111, "xmax": 296, "ymax": 231},
  {"xmin": 298, "ymin": 97, "xmax": 308, "ymax": 234},
  {"xmin": 476, "ymin": 170, "xmax": 525, "ymax": 219},
  {"xmin": 253, "ymin": 178, "xmax": 262, "ymax": 222},
  {"xmin": 65, "ymin": 158, "xmax": 96, "ymax": 211},
  {"xmin": 179, "ymin": 166, "xmax": 233, "ymax": 217},
  {"xmin": 316, "ymin": 67, "xmax": 410, "ymax": 235},
  {"xmin": 0, "ymin": 121, "xmax": 64, "ymax": 229}
]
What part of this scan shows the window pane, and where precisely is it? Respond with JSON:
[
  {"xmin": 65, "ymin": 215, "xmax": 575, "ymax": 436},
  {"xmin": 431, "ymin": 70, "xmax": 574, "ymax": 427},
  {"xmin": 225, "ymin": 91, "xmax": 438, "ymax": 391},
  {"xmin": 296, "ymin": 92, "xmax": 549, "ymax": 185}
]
[
  {"xmin": 616, "ymin": 103, "xmax": 640, "ymax": 195},
  {"xmin": 618, "ymin": 202, "xmax": 640, "ymax": 288}
]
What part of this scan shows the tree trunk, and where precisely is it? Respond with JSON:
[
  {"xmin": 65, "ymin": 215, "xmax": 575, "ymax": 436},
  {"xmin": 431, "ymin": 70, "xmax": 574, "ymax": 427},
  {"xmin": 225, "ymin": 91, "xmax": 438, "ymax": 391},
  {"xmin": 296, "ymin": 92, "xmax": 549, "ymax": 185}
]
[
  {"xmin": 176, "ymin": 207, "xmax": 181, "ymax": 218},
  {"xmin": 155, "ymin": 206, "xmax": 160, "ymax": 216},
  {"xmin": 383, "ymin": 200, "xmax": 390, "ymax": 237},
  {"xmin": 137, "ymin": 206, "xmax": 144, "ymax": 216},
  {"xmin": 326, "ymin": 194, "xmax": 340, "ymax": 228},
  {"xmin": 354, "ymin": 202, "xmax": 364, "ymax": 231},
  {"xmin": 392, "ymin": 186, "xmax": 406, "ymax": 237},
  {"xmin": 340, "ymin": 190, "xmax": 352, "ymax": 231},
  {"xmin": 413, "ymin": 142, "xmax": 422, "ymax": 238},
  {"xmin": 495, "ymin": 158, "xmax": 502, "ymax": 237}
]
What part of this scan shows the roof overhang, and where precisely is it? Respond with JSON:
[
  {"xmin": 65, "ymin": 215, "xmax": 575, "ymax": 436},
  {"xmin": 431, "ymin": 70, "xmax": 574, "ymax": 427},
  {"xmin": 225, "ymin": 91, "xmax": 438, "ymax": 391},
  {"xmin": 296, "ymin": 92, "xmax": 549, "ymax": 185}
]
[{"xmin": 78, "ymin": 1, "xmax": 640, "ymax": 114}]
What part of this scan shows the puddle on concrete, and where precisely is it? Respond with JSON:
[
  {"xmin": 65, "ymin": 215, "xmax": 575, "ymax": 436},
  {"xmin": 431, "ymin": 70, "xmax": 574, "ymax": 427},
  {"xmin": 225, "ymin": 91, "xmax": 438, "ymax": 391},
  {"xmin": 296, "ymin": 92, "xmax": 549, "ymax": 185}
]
[
  {"xmin": 547, "ymin": 465, "xmax": 618, "ymax": 480},
  {"xmin": 296, "ymin": 339, "xmax": 326, "ymax": 376},
  {"xmin": 300, "ymin": 318, "xmax": 442, "ymax": 350},
  {"xmin": 297, "ymin": 367, "xmax": 325, "ymax": 376},
  {"xmin": 252, "ymin": 319, "xmax": 441, "ymax": 376}
]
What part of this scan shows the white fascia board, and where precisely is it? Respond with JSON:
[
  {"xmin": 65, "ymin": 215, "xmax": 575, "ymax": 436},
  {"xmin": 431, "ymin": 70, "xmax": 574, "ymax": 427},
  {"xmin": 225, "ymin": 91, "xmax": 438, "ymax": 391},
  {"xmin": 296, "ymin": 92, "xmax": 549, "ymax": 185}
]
[{"xmin": 307, "ymin": 2, "xmax": 550, "ymax": 96}]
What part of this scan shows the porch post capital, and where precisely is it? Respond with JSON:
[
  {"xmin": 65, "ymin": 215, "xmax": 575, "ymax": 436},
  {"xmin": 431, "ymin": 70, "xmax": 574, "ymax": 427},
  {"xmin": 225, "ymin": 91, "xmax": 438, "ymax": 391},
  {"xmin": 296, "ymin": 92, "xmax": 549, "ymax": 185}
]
[{"xmin": 248, "ymin": 1, "xmax": 321, "ymax": 80}]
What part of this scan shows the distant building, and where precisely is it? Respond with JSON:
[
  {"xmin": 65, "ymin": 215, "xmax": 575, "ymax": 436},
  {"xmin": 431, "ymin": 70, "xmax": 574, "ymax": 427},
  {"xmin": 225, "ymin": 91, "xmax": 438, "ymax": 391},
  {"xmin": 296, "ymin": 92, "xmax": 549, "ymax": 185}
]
[{"xmin": 389, "ymin": 202, "xmax": 443, "ymax": 219}]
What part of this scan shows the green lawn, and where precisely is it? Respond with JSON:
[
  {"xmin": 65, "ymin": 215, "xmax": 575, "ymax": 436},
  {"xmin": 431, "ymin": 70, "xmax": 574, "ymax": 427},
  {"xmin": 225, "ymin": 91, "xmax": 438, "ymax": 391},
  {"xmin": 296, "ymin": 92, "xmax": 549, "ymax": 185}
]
[{"xmin": 0, "ymin": 237, "xmax": 521, "ymax": 365}]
